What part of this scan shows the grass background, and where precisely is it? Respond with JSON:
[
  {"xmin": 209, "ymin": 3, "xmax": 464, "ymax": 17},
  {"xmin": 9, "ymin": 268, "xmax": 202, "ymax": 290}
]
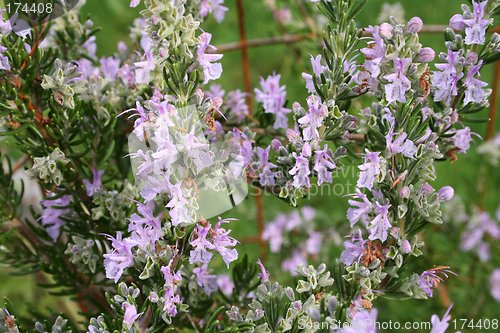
[{"xmin": 1, "ymin": 0, "xmax": 499, "ymax": 331}]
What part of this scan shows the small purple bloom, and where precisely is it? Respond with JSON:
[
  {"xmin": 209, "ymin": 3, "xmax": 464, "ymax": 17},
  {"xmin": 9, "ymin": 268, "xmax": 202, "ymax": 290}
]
[
  {"xmin": 407, "ymin": 17, "xmax": 423, "ymax": 33},
  {"xmin": 134, "ymin": 51, "xmax": 155, "ymax": 84},
  {"xmin": 103, "ymin": 232, "xmax": 136, "ymax": 283},
  {"xmin": 438, "ymin": 186, "xmax": 454, "ymax": 201},
  {"xmin": 368, "ymin": 203, "xmax": 392, "ymax": 242},
  {"xmin": 340, "ymin": 230, "xmax": 366, "ymax": 266},
  {"xmin": 290, "ymin": 152, "xmax": 311, "ymax": 188},
  {"xmin": 255, "ymin": 74, "xmax": 291, "ymax": 129},
  {"xmin": 340, "ymin": 309, "xmax": 378, "ymax": 333},
  {"xmin": 357, "ymin": 150, "xmax": 382, "ymax": 191},
  {"xmin": 226, "ymin": 90, "xmax": 249, "ymax": 122},
  {"xmin": 463, "ymin": 1, "xmax": 492, "ymax": 45},
  {"xmin": 490, "ymin": 269, "xmax": 500, "ymax": 302},
  {"xmin": 453, "ymin": 127, "xmax": 474, "ymax": 153},
  {"xmin": 198, "ymin": 32, "xmax": 223, "ymax": 84},
  {"xmin": 418, "ymin": 47, "xmax": 436, "ymax": 63},
  {"xmin": 190, "ymin": 224, "xmax": 215, "ymax": 265},
  {"xmin": 123, "ymin": 303, "xmax": 141, "ymax": 328},
  {"xmin": 464, "ymin": 61, "xmax": 490, "ymax": 105},
  {"xmin": 347, "ymin": 189, "xmax": 372, "ymax": 227},
  {"xmin": 432, "ymin": 49, "xmax": 464, "ymax": 106},
  {"xmin": 379, "ymin": 23, "xmax": 393, "ymax": 39},
  {"xmin": 100, "ymin": 57, "xmax": 121, "ymax": 81},
  {"xmin": 40, "ymin": 195, "xmax": 72, "ymax": 241},
  {"xmin": 298, "ymin": 95, "xmax": 328, "ymax": 141},
  {"xmin": 302, "ymin": 55, "xmax": 326, "ymax": 93},
  {"xmin": 200, "ymin": 0, "xmax": 228, "ymax": 23},
  {"xmin": 193, "ymin": 265, "xmax": 218, "ymax": 295},
  {"xmin": 83, "ymin": 168, "xmax": 104, "ymax": 197},
  {"xmin": 384, "ymin": 58, "xmax": 412, "ymax": 104},
  {"xmin": 314, "ymin": 145, "xmax": 336, "ymax": 186},
  {"xmin": 257, "ymin": 259, "xmax": 270, "ymax": 281},
  {"xmin": 430, "ymin": 305, "xmax": 454, "ymax": 333},
  {"xmin": 217, "ymin": 275, "xmax": 234, "ymax": 296}
]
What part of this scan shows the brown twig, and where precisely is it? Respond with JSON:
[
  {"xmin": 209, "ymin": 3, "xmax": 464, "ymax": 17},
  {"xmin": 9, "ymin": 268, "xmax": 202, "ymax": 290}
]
[{"xmin": 20, "ymin": 22, "xmax": 48, "ymax": 70}]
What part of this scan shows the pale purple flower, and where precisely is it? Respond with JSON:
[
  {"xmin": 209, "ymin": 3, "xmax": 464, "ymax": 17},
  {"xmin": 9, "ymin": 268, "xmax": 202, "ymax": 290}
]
[
  {"xmin": 100, "ymin": 57, "xmax": 121, "ymax": 81},
  {"xmin": 438, "ymin": 186, "xmax": 454, "ymax": 201},
  {"xmin": 450, "ymin": 14, "xmax": 467, "ymax": 31},
  {"xmin": 282, "ymin": 250, "xmax": 307, "ymax": 275},
  {"xmin": 200, "ymin": 0, "xmax": 228, "ymax": 23},
  {"xmin": 193, "ymin": 265, "xmax": 218, "ymax": 295},
  {"xmin": 314, "ymin": 145, "xmax": 336, "ymax": 186},
  {"xmin": 340, "ymin": 230, "xmax": 366, "ymax": 266},
  {"xmin": 217, "ymin": 275, "xmax": 234, "ymax": 296},
  {"xmin": 490, "ymin": 269, "xmax": 500, "ymax": 302},
  {"xmin": 340, "ymin": 309, "xmax": 378, "ymax": 333},
  {"xmin": 103, "ymin": 232, "xmax": 135, "ymax": 283},
  {"xmin": 368, "ymin": 203, "xmax": 392, "ymax": 242},
  {"xmin": 257, "ymin": 146, "xmax": 276, "ymax": 186},
  {"xmin": 206, "ymin": 84, "xmax": 225, "ymax": 99},
  {"xmin": 0, "ymin": 10, "xmax": 12, "ymax": 35},
  {"xmin": 198, "ymin": 33, "xmax": 223, "ymax": 84},
  {"xmin": 123, "ymin": 303, "xmax": 141, "ymax": 328},
  {"xmin": 128, "ymin": 202, "xmax": 162, "ymax": 249},
  {"xmin": 379, "ymin": 23, "xmax": 393, "ymax": 39},
  {"xmin": 464, "ymin": 61, "xmax": 490, "ymax": 105},
  {"xmin": 418, "ymin": 47, "xmax": 436, "ymax": 63},
  {"xmin": 190, "ymin": 224, "xmax": 215, "ymax": 265},
  {"xmin": 384, "ymin": 58, "xmax": 412, "ymax": 104},
  {"xmin": 161, "ymin": 263, "xmax": 182, "ymax": 317},
  {"xmin": 257, "ymin": 259, "xmax": 270, "ymax": 281},
  {"xmin": 290, "ymin": 152, "xmax": 311, "ymax": 188},
  {"xmin": 302, "ymin": 55, "xmax": 327, "ymax": 93},
  {"xmin": 417, "ymin": 268, "xmax": 455, "ymax": 298},
  {"xmin": 39, "ymin": 195, "xmax": 71, "ymax": 241},
  {"xmin": 0, "ymin": 45, "xmax": 11, "ymax": 71},
  {"xmin": 212, "ymin": 218, "xmax": 239, "ymax": 267},
  {"xmin": 387, "ymin": 131, "xmax": 417, "ymax": 158},
  {"xmin": 430, "ymin": 305, "xmax": 454, "ymax": 333},
  {"xmin": 306, "ymin": 231, "xmax": 323, "ymax": 255},
  {"xmin": 453, "ymin": 127, "xmax": 473, "ymax": 153},
  {"xmin": 226, "ymin": 90, "xmax": 249, "ymax": 122},
  {"xmin": 262, "ymin": 214, "xmax": 286, "ymax": 252},
  {"xmin": 130, "ymin": 0, "xmax": 140, "ymax": 7},
  {"xmin": 83, "ymin": 168, "xmax": 104, "ymax": 197},
  {"xmin": 400, "ymin": 239, "xmax": 412, "ymax": 254},
  {"xmin": 134, "ymin": 51, "xmax": 155, "ymax": 84},
  {"xmin": 463, "ymin": 1, "xmax": 492, "ymax": 45},
  {"xmin": 406, "ymin": 17, "xmax": 423, "ymax": 33},
  {"xmin": 347, "ymin": 189, "xmax": 372, "ymax": 227},
  {"xmin": 361, "ymin": 26, "xmax": 386, "ymax": 79},
  {"xmin": 255, "ymin": 74, "xmax": 291, "ymax": 129},
  {"xmin": 298, "ymin": 95, "xmax": 328, "ymax": 141},
  {"xmin": 432, "ymin": 49, "xmax": 464, "ymax": 106},
  {"xmin": 357, "ymin": 150, "xmax": 382, "ymax": 190}
]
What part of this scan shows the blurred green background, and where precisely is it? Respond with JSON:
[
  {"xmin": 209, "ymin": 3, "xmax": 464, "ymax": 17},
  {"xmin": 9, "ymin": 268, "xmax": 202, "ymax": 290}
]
[{"xmin": 1, "ymin": 0, "xmax": 499, "ymax": 331}]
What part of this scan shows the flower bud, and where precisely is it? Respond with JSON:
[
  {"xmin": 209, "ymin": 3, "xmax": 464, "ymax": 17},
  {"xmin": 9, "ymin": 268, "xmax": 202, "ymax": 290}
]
[
  {"xmin": 379, "ymin": 23, "xmax": 394, "ymax": 39},
  {"xmin": 418, "ymin": 47, "xmax": 435, "ymax": 62},
  {"xmin": 400, "ymin": 186, "xmax": 410, "ymax": 199},
  {"xmin": 466, "ymin": 51, "xmax": 478, "ymax": 65},
  {"xmin": 407, "ymin": 17, "xmax": 423, "ymax": 33},
  {"xmin": 271, "ymin": 139, "xmax": 282, "ymax": 151},
  {"xmin": 438, "ymin": 186, "xmax": 454, "ymax": 201},
  {"xmin": 449, "ymin": 14, "xmax": 466, "ymax": 31},
  {"xmin": 400, "ymin": 239, "xmax": 412, "ymax": 254}
]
